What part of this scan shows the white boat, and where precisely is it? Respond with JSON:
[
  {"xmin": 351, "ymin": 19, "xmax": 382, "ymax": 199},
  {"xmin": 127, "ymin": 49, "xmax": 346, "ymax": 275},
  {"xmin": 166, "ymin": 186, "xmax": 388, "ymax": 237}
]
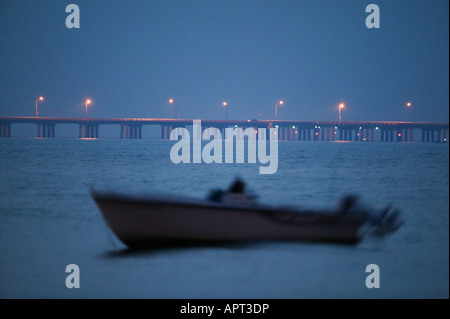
[{"xmin": 91, "ymin": 180, "xmax": 402, "ymax": 248}]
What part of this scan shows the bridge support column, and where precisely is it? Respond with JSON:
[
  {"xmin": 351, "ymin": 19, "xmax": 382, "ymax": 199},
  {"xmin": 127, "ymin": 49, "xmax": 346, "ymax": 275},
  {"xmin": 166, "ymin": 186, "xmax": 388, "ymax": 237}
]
[
  {"xmin": 437, "ymin": 130, "xmax": 441, "ymax": 142},
  {"xmin": 95, "ymin": 125, "xmax": 99, "ymax": 138},
  {"xmin": 410, "ymin": 129, "xmax": 414, "ymax": 142},
  {"xmin": 51, "ymin": 124, "xmax": 55, "ymax": 138},
  {"xmin": 166, "ymin": 126, "xmax": 171, "ymax": 140},
  {"xmin": 339, "ymin": 129, "xmax": 343, "ymax": 141},
  {"xmin": 5, "ymin": 124, "xmax": 11, "ymax": 137},
  {"xmin": 431, "ymin": 130, "xmax": 435, "ymax": 142},
  {"xmin": 443, "ymin": 129, "xmax": 447, "ymax": 142},
  {"xmin": 138, "ymin": 126, "xmax": 142, "ymax": 139},
  {"xmin": 37, "ymin": 124, "xmax": 41, "ymax": 138},
  {"xmin": 314, "ymin": 129, "xmax": 319, "ymax": 141}
]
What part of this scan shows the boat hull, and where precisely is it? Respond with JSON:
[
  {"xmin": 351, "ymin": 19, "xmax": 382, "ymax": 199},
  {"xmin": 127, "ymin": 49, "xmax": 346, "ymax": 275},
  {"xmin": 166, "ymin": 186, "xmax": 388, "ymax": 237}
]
[{"xmin": 92, "ymin": 193, "xmax": 365, "ymax": 247}]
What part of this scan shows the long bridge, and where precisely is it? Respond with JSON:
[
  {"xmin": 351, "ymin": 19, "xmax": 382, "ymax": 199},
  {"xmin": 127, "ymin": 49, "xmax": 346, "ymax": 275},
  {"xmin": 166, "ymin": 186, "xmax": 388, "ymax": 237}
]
[{"xmin": 0, "ymin": 116, "xmax": 448, "ymax": 143}]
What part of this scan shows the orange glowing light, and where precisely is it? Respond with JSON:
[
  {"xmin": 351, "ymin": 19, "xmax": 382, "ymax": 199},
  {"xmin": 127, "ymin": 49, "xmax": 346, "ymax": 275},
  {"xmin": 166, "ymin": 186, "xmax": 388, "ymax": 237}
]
[
  {"xmin": 39, "ymin": 96, "xmax": 44, "ymax": 101},
  {"xmin": 169, "ymin": 99, "xmax": 174, "ymax": 104},
  {"xmin": 279, "ymin": 100, "xmax": 284, "ymax": 105},
  {"xmin": 86, "ymin": 99, "xmax": 91, "ymax": 104},
  {"xmin": 315, "ymin": 132, "xmax": 319, "ymax": 135},
  {"xmin": 398, "ymin": 133, "xmax": 402, "ymax": 137},
  {"xmin": 339, "ymin": 103, "xmax": 345, "ymax": 108},
  {"xmin": 222, "ymin": 102, "xmax": 227, "ymax": 106},
  {"xmin": 406, "ymin": 102, "xmax": 412, "ymax": 107},
  {"xmin": 295, "ymin": 131, "xmax": 298, "ymax": 134}
]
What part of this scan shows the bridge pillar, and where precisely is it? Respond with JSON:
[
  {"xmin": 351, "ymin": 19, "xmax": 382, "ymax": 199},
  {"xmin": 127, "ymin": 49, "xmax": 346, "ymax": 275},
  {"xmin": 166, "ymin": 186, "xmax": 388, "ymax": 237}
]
[
  {"xmin": 42, "ymin": 124, "xmax": 47, "ymax": 138},
  {"xmin": 404, "ymin": 129, "xmax": 408, "ymax": 142},
  {"xmin": 138, "ymin": 126, "xmax": 142, "ymax": 139},
  {"xmin": 444, "ymin": 129, "xmax": 447, "ymax": 142},
  {"xmin": 437, "ymin": 129, "xmax": 441, "ymax": 142},
  {"xmin": 339, "ymin": 129, "xmax": 343, "ymax": 141},
  {"xmin": 409, "ymin": 128, "xmax": 414, "ymax": 142},
  {"xmin": 431, "ymin": 130, "xmax": 435, "ymax": 142},
  {"xmin": 126, "ymin": 125, "xmax": 130, "ymax": 139},
  {"xmin": 37, "ymin": 124, "xmax": 41, "ymax": 138},
  {"xmin": 51, "ymin": 124, "xmax": 55, "ymax": 138},
  {"xmin": 381, "ymin": 129, "xmax": 385, "ymax": 142},
  {"xmin": 95, "ymin": 125, "xmax": 99, "ymax": 138},
  {"xmin": 166, "ymin": 126, "xmax": 171, "ymax": 140},
  {"xmin": 78, "ymin": 125, "xmax": 82, "ymax": 138},
  {"xmin": 314, "ymin": 129, "xmax": 320, "ymax": 141},
  {"xmin": 5, "ymin": 124, "xmax": 11, "ymax": 137}
]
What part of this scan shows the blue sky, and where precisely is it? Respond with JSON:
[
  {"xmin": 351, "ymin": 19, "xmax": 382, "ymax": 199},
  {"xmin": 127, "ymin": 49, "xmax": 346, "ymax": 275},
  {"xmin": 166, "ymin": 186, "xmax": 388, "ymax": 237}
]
[{"xmin": 0, "ymin": 0, "xmax": 448, "ymax": 123}]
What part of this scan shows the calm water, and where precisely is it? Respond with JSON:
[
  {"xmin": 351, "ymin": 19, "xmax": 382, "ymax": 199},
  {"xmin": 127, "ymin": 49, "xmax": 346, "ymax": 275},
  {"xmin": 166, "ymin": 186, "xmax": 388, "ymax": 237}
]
[{"xmin": 0, "ymin": 138, "xmax": 448, "ymax": 298}]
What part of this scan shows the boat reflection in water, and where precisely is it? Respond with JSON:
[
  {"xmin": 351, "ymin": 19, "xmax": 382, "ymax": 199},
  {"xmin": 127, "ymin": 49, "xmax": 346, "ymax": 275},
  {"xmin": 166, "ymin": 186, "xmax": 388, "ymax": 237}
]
[{"xmin": 92, "ymin": 179, "xmax": 403, "ymax": 249}]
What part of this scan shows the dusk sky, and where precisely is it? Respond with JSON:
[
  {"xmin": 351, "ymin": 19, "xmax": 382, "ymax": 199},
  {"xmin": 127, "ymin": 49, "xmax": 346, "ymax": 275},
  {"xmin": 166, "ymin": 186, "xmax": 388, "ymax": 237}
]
[{"xmin": 0, "ymin": 0, "xmax": 448, "ymax": 124}]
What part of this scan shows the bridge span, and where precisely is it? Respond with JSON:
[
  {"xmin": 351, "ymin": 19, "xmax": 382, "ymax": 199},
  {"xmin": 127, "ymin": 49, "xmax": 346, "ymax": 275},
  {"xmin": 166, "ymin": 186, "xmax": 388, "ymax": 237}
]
[{"xmin": 0, "ymin": 117, "xmax": 448, "ymax": 143}]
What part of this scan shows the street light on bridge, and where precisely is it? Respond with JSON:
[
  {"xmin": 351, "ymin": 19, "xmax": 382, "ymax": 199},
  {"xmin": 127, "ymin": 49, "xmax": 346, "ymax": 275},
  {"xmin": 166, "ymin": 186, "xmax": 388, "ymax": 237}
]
[
  {"xmin": 275, "ymin": 100, "xmax": 284, "ymax": 120},
  {"xmin": 222, "ymin": 101, "xmax": 228, "ymax": 121},
  {"xmin": 85, "ymin": 99, "xmax": 92, "ymax": 119},
  {"xmin": 339, "ymin": 103, "xmax": 345, "ymax": 123},
  {"xmin": 35, "ymin": 96, "xmax": 44, "ymax": 117},
  {"xmin": 406, "ymin": 102, "xmax": 415, "ymax": 122},
  {"xmin": 168, "ymin": 98, "xmax": 177, "ymax": 119}
]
